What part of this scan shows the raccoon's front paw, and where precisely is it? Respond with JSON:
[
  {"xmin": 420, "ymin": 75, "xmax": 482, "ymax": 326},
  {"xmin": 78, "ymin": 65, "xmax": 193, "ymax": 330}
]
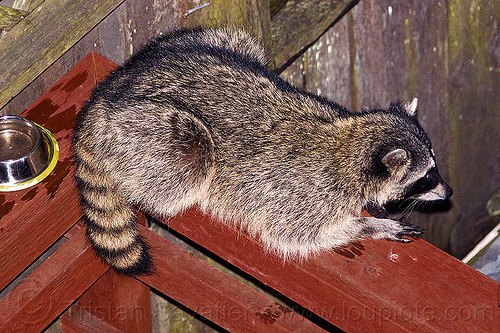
[
  {"xmin": 357, "ymin": 217, "xmax": 424, "ymax": 243},
  {"xmin": 394, "ymin": 221, "xmax": 425, "ymax": 243},
  {"xmin": 363, "ymin": 202, "xmax": 388, "ymax": 219}
]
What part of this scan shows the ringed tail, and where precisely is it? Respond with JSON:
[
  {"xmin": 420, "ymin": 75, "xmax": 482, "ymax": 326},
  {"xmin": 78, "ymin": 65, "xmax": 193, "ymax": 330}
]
[{"xmin": 73, "ymin": 145, "xmax": 154, "ymax": 275}]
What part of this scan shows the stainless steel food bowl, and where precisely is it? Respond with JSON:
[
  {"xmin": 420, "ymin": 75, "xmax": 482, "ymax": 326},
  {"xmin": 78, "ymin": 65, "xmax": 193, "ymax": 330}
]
[{"xmin": 0, "ymin": 115, "xmax": 59, "ymax": 191}]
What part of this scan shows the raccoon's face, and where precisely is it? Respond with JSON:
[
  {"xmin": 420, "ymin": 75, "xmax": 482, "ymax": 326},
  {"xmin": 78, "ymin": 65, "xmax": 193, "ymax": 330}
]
[
  {"xmin": 373, "ymin": 145, "xmax": 453, "ymax": 206},
  {"xmin": 402, "ymin": 149, "xmax": 453, "ymax": 201},
  {"xmin": 367, "ymin": 101, "xmax": 453, "ymax": 206}
]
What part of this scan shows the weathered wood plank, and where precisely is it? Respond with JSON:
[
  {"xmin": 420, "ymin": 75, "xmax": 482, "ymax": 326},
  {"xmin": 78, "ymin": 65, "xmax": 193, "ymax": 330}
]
[
  {"xmin": 164, "ymin": 207, "xmax": 500, "ymax": 332},
  {"xmin": 280, "ymin": 16, "xmax": 353, "ymax": 108},
  {"xmin": 0, "ymin": 5, "xmax": 28, "ymax": 30},
  {"xmin": 180, "ymin": 0, "xmax": 272, "ymax": 58},
  {"xmin": 446, "ymin": 0, "xmax": 500, "ymax": 258},
  {"xmin": 0, "ymin": 52, "xmax": 98, "ymax": 291},
  {"xmin": 0, "ymin": 222, "xmax": 109, "ymax": 332},
  {"xmin": 270, "ymin": 0, "xmax": 358, "ymax": 71},
  {"xmin": 0, "ymin": 0, "xmax": 125, "ymax": 109},
  {"xmin": 137, "ymin": 225, "xmax": 328, "ymax": 333}
]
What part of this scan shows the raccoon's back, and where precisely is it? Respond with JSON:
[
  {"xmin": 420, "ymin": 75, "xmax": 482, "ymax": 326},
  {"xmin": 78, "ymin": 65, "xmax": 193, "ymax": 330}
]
[{"xmin": 72, "ymin": 27, "xmax": 347, "ymax": 275}]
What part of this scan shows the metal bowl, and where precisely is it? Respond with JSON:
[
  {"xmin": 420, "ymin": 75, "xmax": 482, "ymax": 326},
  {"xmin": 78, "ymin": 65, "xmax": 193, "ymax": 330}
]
[{"xmin": 0, "ymin": 115, "xmax": 59, "ymax": 191}]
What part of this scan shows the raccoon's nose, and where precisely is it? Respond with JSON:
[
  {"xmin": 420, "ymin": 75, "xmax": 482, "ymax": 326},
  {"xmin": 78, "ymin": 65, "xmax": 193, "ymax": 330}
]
[{"xmin": 443, "ymin": 182, "xmax": 453, "ymax": 199}]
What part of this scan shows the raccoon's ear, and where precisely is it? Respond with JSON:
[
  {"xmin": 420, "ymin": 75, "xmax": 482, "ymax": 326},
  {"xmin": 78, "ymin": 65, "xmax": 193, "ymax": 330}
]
[
  {"xmin": 403, "ymin": 98, "xmax": 418, "ymax": 117},
  {"xmin": 382, "ymin": 149, "xmax": 408, "ymax": 171}
]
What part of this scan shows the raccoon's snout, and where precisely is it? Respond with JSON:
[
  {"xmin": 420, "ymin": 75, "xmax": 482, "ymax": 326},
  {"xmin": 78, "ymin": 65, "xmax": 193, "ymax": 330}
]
[
  {"xmin": 413, "ymin": 179, "xmax": 453, "ymax": 201},
  {"xmin": 442, "ymin": 181, "xmax": 453, "ymax": 199}
]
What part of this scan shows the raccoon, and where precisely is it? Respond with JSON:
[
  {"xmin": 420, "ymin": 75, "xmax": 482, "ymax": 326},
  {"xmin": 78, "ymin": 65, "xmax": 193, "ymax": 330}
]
[{"xmin": 73, "ymin": 27, "xmax": 452, "ymax": 275}]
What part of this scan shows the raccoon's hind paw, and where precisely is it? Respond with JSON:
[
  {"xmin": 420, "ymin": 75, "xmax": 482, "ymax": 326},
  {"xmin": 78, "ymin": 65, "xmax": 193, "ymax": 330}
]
[{"xmin": 395, "ymin": 222, "xmax": 425, "ymax": 242}]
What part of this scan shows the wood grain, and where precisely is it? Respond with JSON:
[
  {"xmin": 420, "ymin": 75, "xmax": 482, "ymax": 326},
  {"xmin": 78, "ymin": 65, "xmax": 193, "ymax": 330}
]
[
  {"xmin": 163, "ymin": 207, "xmax": 500, "ymax": 332},
  {"xmin": 0, "ymin": 0, "xmax": 125, "ymax": 109},
  {"xmin": 137, "ymin": 225, "xmax": 327, "ymax": 333},
  {"xmin": 0, "ymin": 223, "xmax": 109, "ymax": 332},
  {"xmin": 0, "ymin": 53, "xmax": 99, "ymax": 291}
]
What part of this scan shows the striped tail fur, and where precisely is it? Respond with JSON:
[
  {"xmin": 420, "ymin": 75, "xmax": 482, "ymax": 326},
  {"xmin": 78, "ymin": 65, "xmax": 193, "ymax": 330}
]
[{"xmin": 73, "ymin": 145, "xmax": 154, "ymax": 275}]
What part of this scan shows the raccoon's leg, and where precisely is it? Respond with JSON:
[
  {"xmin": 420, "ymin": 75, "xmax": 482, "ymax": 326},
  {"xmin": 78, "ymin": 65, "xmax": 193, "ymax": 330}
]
[
  {"xmin": 74, "ymin": 149, "xmax": 154, "ymax": 275},
  {"xmin": 356, "ymin": 217, "xmax": 424, "ymax": 243}
]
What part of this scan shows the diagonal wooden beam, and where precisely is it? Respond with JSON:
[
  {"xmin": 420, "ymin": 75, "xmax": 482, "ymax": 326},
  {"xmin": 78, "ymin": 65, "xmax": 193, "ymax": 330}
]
[
  {"xmin": 0, "ymin": 223, "xmax": 109, "ymax": 332},
  {"xmin": 136, "ymin": 225, "xmax": 328, "ymax": 333},
  {"xmin": 163, "ymin": 207, "xmax": 500, "ymax": 332},
  {"xmin": 0, "ymin": 6, "xmax": 29, "ymax": 31},
  {"xmin": 270, "ymin": 0, "xmax": 359, "ymax": 72},
  {"xmin": 0, "ymin": 0, "xmax": 125, "ymax": 110}
]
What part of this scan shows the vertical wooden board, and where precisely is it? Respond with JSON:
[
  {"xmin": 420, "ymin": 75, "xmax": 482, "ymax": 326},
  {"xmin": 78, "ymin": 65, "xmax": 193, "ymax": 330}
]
[
  {"xmin": 397, "ymin": 1, "xmax": 453, "ymax": 250},
  {"xmin": 447, "ymin": 0, "xmax": 500, "ymax": 258},
  {"xmin": 121, "ymin": 0, "xmax": 181, "ymax": 58},
  {"xmin": 348, "ymin": 0, "xmax": 404, "ymax": 109},
  {"xmin": 68, "ymin": 3, "xmax": 129, "ymax": 66},
  {"xmin": 179, "ymin": 0, "xmax": 272, "ymax": 56},
  {"xmin": 281, "ymin": 17, "xmax": 352, "ymax": 109},
  {"xmin": 66, "ymin": 270, "xmax": 152, "ymax": 333}
]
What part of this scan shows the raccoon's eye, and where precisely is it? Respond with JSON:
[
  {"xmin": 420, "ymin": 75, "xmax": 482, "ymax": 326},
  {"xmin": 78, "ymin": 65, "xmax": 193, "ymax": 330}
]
[{"xmin": 405, "ymin": 167, "xmax": 439, "ymax": 198}]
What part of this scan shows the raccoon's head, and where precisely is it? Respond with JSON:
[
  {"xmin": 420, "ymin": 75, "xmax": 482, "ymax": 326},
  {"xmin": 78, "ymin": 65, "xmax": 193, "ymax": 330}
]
[{"xmin": 363, "ymin": 98, "xmax": 453, "ymax": 206}]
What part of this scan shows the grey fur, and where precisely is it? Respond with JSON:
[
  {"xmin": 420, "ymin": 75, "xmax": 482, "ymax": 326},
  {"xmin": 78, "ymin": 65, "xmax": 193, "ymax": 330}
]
[{"xmin": 73, "ymin": 27, "xmax": 452, "ymax": 274}]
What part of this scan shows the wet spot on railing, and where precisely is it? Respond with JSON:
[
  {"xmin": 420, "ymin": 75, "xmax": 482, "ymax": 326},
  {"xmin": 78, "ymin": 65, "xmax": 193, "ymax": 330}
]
[
  {"xmin": 44, "ymin": 157, "xmax": 72, "ymax": 199},
  {"xmin": 255, "ymin": 302, "xmax": 292, "ymax": 324},
  {"xmin": 20, "ymin": 187, "xmax": 38, "ymax": 202},
  {"xmin": 62, "ymin": 71, "xmax": 89, "ymax": 93},
  {"xmin": 0, "ymin": 195, "xmax": 15, "ymax": 221},
  {"xmin": 334, "ymin": 241, "xmax": 364, "ymax": 259}
]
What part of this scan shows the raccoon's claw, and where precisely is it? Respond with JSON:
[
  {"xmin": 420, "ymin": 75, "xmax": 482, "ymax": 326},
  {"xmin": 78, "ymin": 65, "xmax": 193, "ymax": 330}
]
[{"xmin": 396, "ymin": 222, "xmax": 425, "ymax": 241}]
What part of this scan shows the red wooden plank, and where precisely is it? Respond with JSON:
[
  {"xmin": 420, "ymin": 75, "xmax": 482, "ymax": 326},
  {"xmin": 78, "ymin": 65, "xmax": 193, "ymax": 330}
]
[
  {"xmin": 90, "ymin": 50, "xmax": 119, "ymax": 83},
  {"xmin": 62, "ymin": 270, "xmax": 152, "ymax": 333},
  {"xmin": 0, "ymin": 223, "xmax": 109, "ymax": 332},
  {"xmin": 137, "ymin": 225, "xmax": 327, "ymax": 333},
  {"xmin": 62, "ymin": 212, "xmax": 152, "ymax": 333},
  {"xmin": 164, "ymin": 208, "xmax": 500, "ymax": 333},
  {"xmin": 0, "ymin": 52, "xmax": 99, "ymax": 291},
  {"xmin": 61, "ymin": 303, "xmax": 124, "ymax": 333}
]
